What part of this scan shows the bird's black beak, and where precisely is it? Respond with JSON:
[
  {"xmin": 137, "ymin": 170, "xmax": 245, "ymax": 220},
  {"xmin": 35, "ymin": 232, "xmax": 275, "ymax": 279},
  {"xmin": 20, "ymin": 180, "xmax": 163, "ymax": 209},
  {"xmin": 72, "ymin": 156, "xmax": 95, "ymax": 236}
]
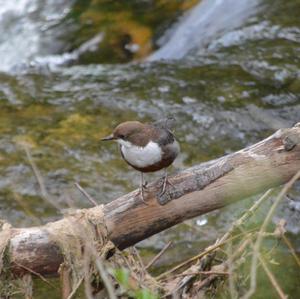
[{"xmin": 101, "ymin": 134, "xmax": 115, "ymax": 141}]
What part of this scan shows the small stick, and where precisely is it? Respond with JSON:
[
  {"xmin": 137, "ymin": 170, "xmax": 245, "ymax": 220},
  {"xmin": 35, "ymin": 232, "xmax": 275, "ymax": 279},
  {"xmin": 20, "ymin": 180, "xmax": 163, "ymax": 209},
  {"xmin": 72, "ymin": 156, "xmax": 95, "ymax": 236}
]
[
  {"xmin": 259, "ymin": 255, "xmax": 288, "ymax": 299},
  {"xmin": 196, "ymin": 274, "xmax": 219, "ymax": 290},
  {"xmin": 132, "ymin": 246, "xmax": 146, "ymax": 280},
  {"xmin": 24, "ymin": 145, "xmax": 61, "ymax": 210},
  {"xmin": 227, "ymin": 241, "xmax": 238, "ymax": 299},
  {"xmin": 59, "ymin": 263, "xmax": 72, "ymax": 299},
  {"xmin": 66, "ymin": 277, "xmax": 84, "ymax": 299},
  {"xmin": 93, "ymin": 252, "xmax": 117, "ymax": 299},
  {"xmin": 74, "ymin": 182, "xmax": 98, "ymax": 206},
  {"xmin": 22, "ymin": 274, "xmax": 33, "ymax": 299},
  {"xmin": 158, "ymin": 230, "xmax": 256, "ymax": 280},
  {"xmin": 12, "ymin": 191, "xmax": 41, "ymax": 225},
  {"xmin": 219, "ymin": 188, "xmax": 273, "ymax": 244},
  {"xmin": 146, "ymin": 241, "xmax": 172, "ymax": 270},
  {"xmin": 13, "ymin": 261, "xmax": 58, "ymax": 290},
  {"xmin": 173, "ymin": 271, "xmax": 229, "ymax": 278},
  {"xmin": 281, "ymin": 234, "xmax": 300, "ymax": 268},
  {"xmin": 132, "ymin": 246, "xmax": 146, "ymax": 270}
]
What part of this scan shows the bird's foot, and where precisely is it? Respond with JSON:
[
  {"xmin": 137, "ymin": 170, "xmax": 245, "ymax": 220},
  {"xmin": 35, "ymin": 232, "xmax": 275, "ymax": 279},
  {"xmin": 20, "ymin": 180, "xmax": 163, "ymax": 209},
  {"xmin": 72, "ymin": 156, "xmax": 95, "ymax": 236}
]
[
  {"xmin": 139, "ymin": 172, "xmax": 149, "ymax": 205},
  {"xmin": 158, "ymin": 175, "xmax": 174, "ymax": 197},
  {"xmin": 139, "ymin": 185, "xmax": 149, "ymax": 205}
]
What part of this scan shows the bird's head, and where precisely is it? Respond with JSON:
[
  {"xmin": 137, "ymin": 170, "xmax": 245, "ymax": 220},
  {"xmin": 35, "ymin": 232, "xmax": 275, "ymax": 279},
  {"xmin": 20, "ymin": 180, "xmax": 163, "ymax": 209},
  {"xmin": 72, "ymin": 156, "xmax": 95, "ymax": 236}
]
[{"xmin": 101, "ymin": 121, "xmax": 146, "ymax": 146}]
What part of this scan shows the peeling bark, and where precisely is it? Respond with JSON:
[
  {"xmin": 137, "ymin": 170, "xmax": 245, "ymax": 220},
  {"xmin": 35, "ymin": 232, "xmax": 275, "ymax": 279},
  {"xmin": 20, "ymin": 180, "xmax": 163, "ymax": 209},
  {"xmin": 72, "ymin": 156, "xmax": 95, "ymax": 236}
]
[{"xmin": 1, "ymin": 123, "xmax": 300, "ymax": 277}]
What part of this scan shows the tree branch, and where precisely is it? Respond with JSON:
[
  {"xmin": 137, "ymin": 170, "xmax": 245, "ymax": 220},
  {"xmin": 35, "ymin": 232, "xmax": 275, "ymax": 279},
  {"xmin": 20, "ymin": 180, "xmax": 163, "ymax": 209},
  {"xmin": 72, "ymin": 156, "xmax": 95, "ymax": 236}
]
[{"xmin": 1, "ymin": 123, "xmax": 300, "ymax": 277}]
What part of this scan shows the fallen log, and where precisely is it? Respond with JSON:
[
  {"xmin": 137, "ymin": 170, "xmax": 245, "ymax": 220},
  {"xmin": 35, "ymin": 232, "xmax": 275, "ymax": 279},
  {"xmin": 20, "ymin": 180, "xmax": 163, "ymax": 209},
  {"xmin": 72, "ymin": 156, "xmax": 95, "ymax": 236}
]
[{"xmin": 1, "ymin": 123, "xmax": 300, "ymax": 277}]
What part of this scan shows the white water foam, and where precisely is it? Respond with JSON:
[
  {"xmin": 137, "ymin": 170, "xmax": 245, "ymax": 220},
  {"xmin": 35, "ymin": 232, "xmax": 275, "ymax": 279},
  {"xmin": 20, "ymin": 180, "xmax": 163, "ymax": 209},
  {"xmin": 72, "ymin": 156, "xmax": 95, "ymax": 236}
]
[
  {"xmin": 0, "ymin": 0, "xmax": 73, "ymax": 72},
  {"xmin": 148, "ymin": 0, "xmax": 261, "ymax": 61}
]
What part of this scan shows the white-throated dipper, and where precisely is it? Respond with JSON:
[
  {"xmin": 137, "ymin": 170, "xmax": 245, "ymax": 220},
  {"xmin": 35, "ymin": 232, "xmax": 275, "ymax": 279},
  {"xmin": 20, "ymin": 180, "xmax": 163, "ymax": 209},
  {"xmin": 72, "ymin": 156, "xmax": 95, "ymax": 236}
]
[{"xmin": 101, "ymin": 119, "xmax": 180, "ymax": 204}]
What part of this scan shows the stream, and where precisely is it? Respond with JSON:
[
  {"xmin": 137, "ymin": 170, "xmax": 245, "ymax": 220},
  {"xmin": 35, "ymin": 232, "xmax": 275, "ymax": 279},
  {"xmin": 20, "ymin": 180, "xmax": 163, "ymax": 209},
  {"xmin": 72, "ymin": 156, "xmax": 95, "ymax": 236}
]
[{"xmin": 0, "ymin": 0, "xmax": 300, "ymax": 297}]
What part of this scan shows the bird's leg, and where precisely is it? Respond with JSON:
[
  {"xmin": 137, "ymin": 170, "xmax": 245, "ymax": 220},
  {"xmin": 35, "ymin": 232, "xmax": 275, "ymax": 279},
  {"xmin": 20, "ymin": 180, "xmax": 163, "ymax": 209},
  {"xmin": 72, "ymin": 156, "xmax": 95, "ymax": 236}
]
[
  {"xmin": 140, "ymin": 172, "xmax": 148, "ymax": 204},
  {"xmin": 142, "ymin": 175, "xmax": 148, "ymax": 189},
  {"xmin": 159, "ymin": 168, "xmax": 174, "ymax": 196}
]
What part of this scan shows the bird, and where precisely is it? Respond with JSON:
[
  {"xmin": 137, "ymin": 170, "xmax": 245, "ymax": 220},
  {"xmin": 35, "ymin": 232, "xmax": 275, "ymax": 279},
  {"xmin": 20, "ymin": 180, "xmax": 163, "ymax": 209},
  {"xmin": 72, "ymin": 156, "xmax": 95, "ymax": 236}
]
[{"xmin": 101, "ymin": 119, "xmax": 180, "ymax": 204}]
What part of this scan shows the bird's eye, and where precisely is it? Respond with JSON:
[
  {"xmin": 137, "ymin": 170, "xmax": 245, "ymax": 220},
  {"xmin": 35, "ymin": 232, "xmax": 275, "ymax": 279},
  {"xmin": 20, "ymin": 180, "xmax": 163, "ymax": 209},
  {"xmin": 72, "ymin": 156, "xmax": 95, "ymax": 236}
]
[{"xmin": 119, "ymin": 134, "xmax": 125, "ymax": 139}]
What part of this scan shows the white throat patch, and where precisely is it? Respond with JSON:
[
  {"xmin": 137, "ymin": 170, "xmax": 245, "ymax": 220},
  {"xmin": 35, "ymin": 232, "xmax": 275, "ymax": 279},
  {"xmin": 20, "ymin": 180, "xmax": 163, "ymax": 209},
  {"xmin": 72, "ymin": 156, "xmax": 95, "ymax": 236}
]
[{"xmin": 117, "ymin": 139, "xmax": 162, "ymax": 168}]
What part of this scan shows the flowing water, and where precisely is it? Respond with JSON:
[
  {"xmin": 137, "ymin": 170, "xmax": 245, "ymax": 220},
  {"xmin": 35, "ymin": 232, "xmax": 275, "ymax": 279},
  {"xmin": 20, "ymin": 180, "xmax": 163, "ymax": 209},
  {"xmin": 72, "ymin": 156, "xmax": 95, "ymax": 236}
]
[{"xmin": 0, "ymin": 0, "xmax": 300, "ymax": 297}]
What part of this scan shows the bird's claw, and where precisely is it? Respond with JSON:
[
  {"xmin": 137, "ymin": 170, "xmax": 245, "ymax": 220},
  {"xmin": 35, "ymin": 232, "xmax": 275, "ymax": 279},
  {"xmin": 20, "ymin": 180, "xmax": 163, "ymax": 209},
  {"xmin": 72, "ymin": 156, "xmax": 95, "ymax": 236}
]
[
  {"xmin": 139, "ymin": 185, "xmax": 149, "ymax": 205},
  {"xmin": 158, "ymin": 175, "xmax": 173, "ymax": 197}
]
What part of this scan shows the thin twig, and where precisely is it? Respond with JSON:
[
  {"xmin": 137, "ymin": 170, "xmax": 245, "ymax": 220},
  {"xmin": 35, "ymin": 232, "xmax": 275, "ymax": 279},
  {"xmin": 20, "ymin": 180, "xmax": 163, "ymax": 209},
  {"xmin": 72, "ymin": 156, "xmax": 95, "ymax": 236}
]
[
  {"xmin": 196, "ymin": 274, "xmax": 219, "ymax": 291},
  {"xmin": 74, "ymin": 182, "xmax": 98, "ymax": 206},
  {"xmin": 281, "ymin": 234, "xmax": 300, "ymax": 268},
  {"xmin": 242, "ymin": 170, "xmax": 300, "ymax": 299},
  {"xmin": 132, "ymin": 246, "xmax": 146, "ymax": 271},
  {"xmin": 83, "ymin": 248, "xmax": 94, "ymax": 299},
  {"xmin": 227, "ymin": 241, "xmax": 238, "ymax": 299},
  {"xmin": 219, "ymin": 189, "xmax": 273, "ymax": 244},
  {"xmin": 66, "ymin": 277, "xmax": 84, "ymax": 299},
  {"xmin": 12, "ymin": 191, "xmax": 41, "ymax": 225},
  {"xmin": 146, "ymin": 241, "xmax": 172, "ymax": 270},
  {"xmin": 13, "ymin": 261, "xmax": 58, "ymax": 290},
  {"xmin": 158, "ymin": 230, "xmax": 255, "ymax": 280},
  {"xmin": 258, "ymin": 255, "xmax": 288, "ymax": 299},
  {"xmin": 94, "ymin": 256, "xmax": 117, "ymax": 299},
  {"xmin": 21, "ymin": 274, "xmax": 33, "ymax": 299},
  {"xmin": 173, "ymin": 271, "xmax": 229, "ymax": 277},
  {"xmin": 132, "ymin": 246, "xmax": 146, "ymax": 282},
  {"xmin": 157, "ymin": 243, "xmax": 221, "ymax": 280},
  {"xmin": 238, "ymin": 226, "xmax": 277, "ymax": 289},
  {"xmin": 85, "ymin": 243, "xmax": 117, "ymax": 299},
  {"xmin": 59, "ymin": 263, "xmax": 72, "ymax": 299},
  {"xmin": 230, "ymin": 238, "xmax": 252, "ymax": 261},
  {"xmin": 24, "ymin": 145, "xmax": 61, "ymax": 210}
]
